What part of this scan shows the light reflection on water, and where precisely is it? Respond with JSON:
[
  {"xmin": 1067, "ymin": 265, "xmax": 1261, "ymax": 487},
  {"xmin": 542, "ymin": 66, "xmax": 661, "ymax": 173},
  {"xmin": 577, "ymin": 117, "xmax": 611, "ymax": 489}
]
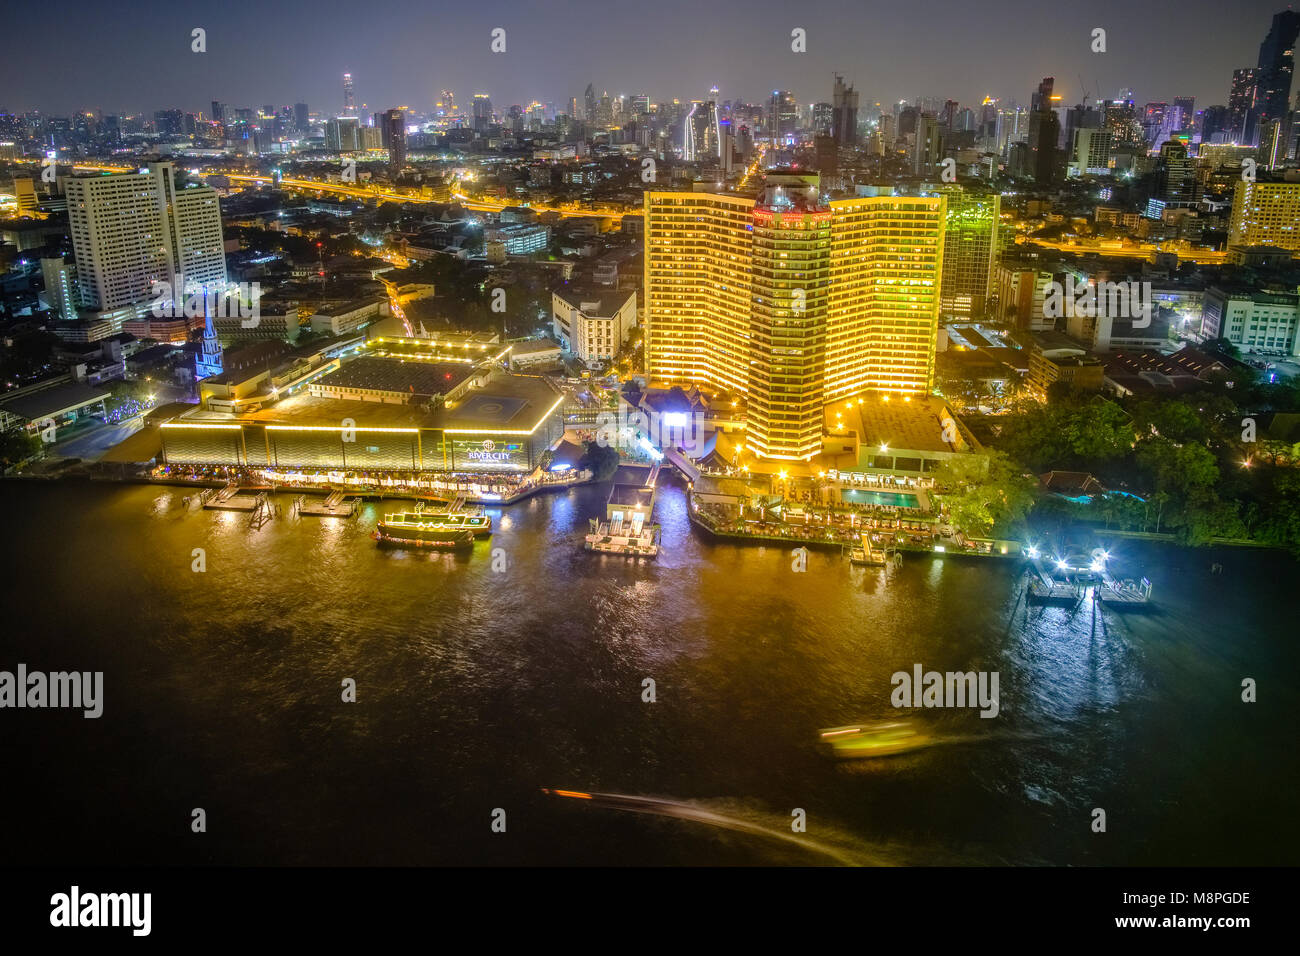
[{"xmin": 2, "ymin": 477, "xmax": 1297, "ymax": 866}]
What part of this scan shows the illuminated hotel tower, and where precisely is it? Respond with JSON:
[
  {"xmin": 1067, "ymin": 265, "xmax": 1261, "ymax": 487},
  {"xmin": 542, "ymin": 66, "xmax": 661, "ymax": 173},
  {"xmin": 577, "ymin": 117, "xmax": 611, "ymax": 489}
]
[{"xmin": 645, "ymin": 172, "xmax": 945, "ymax": 460}]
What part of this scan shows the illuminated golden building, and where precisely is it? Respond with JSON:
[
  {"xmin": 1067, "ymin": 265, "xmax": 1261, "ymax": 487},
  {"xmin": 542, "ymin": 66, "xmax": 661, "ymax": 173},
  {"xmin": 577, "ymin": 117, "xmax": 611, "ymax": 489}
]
[{"xmin": 645, "ymin": 173, "xmax": 945, "ymax": 459}]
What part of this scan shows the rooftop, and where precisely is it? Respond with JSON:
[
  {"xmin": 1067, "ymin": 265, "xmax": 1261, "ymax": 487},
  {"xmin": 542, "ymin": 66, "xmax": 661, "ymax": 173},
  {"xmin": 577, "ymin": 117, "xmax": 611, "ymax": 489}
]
[{"xmin": 314, "ymin": 356, "xmax": 471, "ymax": 397}]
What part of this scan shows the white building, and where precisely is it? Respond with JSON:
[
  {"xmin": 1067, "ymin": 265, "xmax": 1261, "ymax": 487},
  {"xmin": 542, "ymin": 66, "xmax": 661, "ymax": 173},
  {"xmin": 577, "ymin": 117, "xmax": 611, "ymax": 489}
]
[
  {"xmin": 65, "ymin": 162, "xmax": 227, "ymax": 320},
  {"xmin": 1203, "ymin": 286, "xmax": 1300, "ymax": 356},
  {"xmin": 552, "ymin": 288, "xmax": 636, "ymax": 367}
]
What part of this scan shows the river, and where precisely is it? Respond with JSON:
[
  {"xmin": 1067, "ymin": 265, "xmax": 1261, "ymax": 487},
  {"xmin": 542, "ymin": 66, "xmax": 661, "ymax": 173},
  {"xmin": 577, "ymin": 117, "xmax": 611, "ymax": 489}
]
[{"xmin": 2, "ymin": 476, "xmax": 1296, "ymax": 865}]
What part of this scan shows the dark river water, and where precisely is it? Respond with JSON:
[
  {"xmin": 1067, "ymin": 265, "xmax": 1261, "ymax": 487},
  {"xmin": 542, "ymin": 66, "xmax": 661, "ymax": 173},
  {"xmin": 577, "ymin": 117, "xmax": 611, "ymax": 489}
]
[{"xmin": 2, "ymin": 476, "xmax": 1296, "ymax": 866}]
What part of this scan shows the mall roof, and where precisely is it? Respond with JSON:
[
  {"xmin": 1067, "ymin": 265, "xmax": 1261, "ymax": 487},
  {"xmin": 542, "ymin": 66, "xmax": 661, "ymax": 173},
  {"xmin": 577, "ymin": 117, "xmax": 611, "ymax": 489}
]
[
  {"xmin": 171, "ymin": 374, "xmax": 562, "ymax": 434},
  {"xmin": 315, "ymin": 356, "xmax": 471, "ymax": 396}
]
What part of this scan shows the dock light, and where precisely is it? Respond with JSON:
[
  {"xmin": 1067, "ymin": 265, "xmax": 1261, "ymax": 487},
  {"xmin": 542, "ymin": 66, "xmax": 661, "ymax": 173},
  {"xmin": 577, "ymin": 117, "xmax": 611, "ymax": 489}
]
[
  {"xmin": 1056, "ymin": 558, "xmax": 1069, "ymax": 570},
  {"xmin": 1026, "ymin": 546, "xmax": 1040, "ymax": 559}
]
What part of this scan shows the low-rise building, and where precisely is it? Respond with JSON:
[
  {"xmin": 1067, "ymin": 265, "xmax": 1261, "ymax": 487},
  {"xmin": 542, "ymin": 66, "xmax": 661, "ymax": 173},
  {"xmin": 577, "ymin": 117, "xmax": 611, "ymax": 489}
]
[{"xmin": 551, "ymin": 287, "xmax": 636, "ymax": 367}]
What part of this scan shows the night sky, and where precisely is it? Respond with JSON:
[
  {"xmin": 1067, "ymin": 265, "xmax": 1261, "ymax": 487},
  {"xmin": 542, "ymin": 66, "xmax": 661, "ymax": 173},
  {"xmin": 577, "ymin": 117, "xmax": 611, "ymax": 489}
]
[{"xmin": 2, "ymin": 0, "xmax": 1295, "ymax": 115}]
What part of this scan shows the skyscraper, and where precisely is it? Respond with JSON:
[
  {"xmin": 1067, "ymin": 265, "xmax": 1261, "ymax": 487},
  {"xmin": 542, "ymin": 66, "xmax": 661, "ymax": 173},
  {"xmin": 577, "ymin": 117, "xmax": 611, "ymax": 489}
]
[
  {"xmin": 65, "ymin": 162, "xmax": 226, "ymax": 318},
  {"xmin": 1229, "ymin": 68, "xmax": 1259, "ymax": 141},
  {"xmin": 383, "ymin": 108, "xmax": 406, "ymax": 172},
  {"xmin": 1251, "ymin": 11, "xmax": 1300, "ymax": 143},
  {"xmin": 1027, "ymin": 77, "xmax": 1060, "ymax": 183},
  {"xmin": 294, "ymin": 103, "xmax": 309, "ymax": 132},
  {"xmin": 645, "ymin": 172, "xmax": 946, "ymax": 458},
  {"xmin": 768, "ymin": 91, "xmax": 797, "ymax": 145},
  {"xmin": 343, "ymin": 73, "xmax": 356, "ymax": 115},
  {"xmin": 935, "ymin": 186, "xmax": 1000, "ymax": 318},
  {"xmin": 472, "ymin": 94, "xmax": 493, "ymax": 131},
  {"xmin": 832, "ymin": 74, "xmax": 859, "ymax": 146}
]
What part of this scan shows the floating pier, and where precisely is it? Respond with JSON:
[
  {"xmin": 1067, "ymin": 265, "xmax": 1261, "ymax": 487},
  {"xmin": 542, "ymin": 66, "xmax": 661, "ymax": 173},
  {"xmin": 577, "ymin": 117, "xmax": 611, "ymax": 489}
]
[
  {"xmin": 296, "ymin": 491, "xmax": 359, "ymax": 517},
  {"xmin": 1096, "ymin": 576, "xmax": 1153, "ymax": 609},
  {"xmin": 202, "ymin": 482, "xmax": 262, "ymax": 512}
]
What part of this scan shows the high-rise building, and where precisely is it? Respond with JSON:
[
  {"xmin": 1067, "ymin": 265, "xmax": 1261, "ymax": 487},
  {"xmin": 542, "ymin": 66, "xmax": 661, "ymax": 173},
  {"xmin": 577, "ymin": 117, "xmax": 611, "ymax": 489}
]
[
  {"xmin": 1069, "ymin": 127, "xmax": 1112, "ymax": 176},
  {"xmin": 1229, "ymin": 179, "xmax": 1300, "ymax": 251},
  {"xmin": 644, "ymin": 172, "xmax": 945, "ymax": 459},
  {"xmin": 326, "ymin": 116, "xmax": 362, "ymax": 151},
  {"xmin": 768, "ymin": 91, "xmax": 797, "ymax": 145},
  {"xmin": 65, "ymin": 162, "xmax": 226, "ymax": 315},
  {"xmin": 1229, "ymin": 68, "xmax": 1259, "ymax": 141},
  {"xmin": 472, "ymin": 94, "xmax": 493, "ymax": 131},
  {"xmin": 382, "ymin": 108, "xmax": 406, "ymax": 171},
  {"xmin": 1156, "ymin": 141, "xmax": 1199, "ymax": 206},
  {"xmin": 831, "ymin": 74, "xmax": 858, "ymax": 146},
  {"xmin": 1027, "ymin": 78, "xmax": 1060, "ymax": 183},
  {"xmin": 913, "ymin": 113, "xmax": 943, "ymax": 175},
  {"xmin": 294, "ymin": 103, "xmax": 309, "ymax": 132},
  {"xmin": 1251, "ymin": 11, "xmax": 1300, "ymax": 144},
  {"xmin": 934, "ymin": 187, "xmax": 1000, "ymax": 318},
  {"xmin": 584, "ymin": 84, "xmax": 597, "ymax": 124},
  {"xmin": 343, "ymin": 73, "xmax": 356, "ymax": 115},
  {"xmin": 41, "ymin": 256, "xmax": 78, "ymax": 321}
]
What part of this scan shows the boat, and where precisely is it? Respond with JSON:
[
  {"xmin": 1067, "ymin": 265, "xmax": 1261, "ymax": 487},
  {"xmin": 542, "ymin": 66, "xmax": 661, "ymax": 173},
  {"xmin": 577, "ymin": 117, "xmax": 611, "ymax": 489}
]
[
  {"xmin": 819, "ymin": 721, "xmax": 933, "ymax": 759},
  {"xmin": 412, "ymin": 509, "xmax": 493, "ymax": 537},
  {"xmin": 373, "ymin": 512, "xmax": 476, "ymax": 550}
]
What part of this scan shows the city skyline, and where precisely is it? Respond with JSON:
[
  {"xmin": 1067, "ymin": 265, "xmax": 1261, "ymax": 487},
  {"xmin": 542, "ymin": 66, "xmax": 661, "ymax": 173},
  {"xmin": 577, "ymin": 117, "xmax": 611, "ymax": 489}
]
[{"xmin": 1, "ymin": 0, "xmax": 1293, "ymax": 116}]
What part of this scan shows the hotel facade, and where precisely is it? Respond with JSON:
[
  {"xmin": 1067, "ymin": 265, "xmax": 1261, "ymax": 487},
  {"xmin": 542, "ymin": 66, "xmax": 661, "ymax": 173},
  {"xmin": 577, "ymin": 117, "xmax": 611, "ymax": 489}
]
[{"xmin": 645, "ymin": 173, "xmax": 946, "ymax": 460}]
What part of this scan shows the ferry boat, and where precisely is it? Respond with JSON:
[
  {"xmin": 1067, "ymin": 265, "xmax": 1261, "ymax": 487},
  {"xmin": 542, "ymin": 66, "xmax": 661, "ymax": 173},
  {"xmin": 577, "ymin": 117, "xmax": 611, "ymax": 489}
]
[
  {"xmin": 373, "ymin": 512, "xmax": 476, "ymax": 551},
  {"xmin": 413, "ymin": 509, "xmax": 493, "ymax": 537}
]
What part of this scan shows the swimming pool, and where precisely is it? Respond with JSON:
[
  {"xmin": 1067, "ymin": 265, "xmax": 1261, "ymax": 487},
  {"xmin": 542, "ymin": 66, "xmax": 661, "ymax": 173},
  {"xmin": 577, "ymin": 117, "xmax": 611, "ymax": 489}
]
[{"xmin": 840, "ymin": 488, "xmax": 920, "ymax": 509}]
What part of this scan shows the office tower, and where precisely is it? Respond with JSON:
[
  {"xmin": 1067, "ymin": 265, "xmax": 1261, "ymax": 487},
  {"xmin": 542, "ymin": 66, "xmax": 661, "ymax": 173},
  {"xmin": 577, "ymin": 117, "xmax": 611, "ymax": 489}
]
[
  {"xmin": 644, "ymin": 172, "xmax": 946, "ymax": 458},
  {"xmin": 683, "ymin": 97, "xmax": 720, "ymax": 161},
  {"xmin": 210, "ymin": 101, "xmax": 225, "ymax": 123},
  {"xmin": 294, "ymin": 103, "xmax": 309, "ymax": 132},
  {"xmin": 1251, "ymin": 11, "xmax": 1300, "ymax": 143},
  {"xmin": 343, "ymin": 73, "xmax": 356, "ymax": 115},
  {"xmin": 1229, "ymin": 179, "xmax": 1300, "ymax": 251},
  {"xmin": 1156, "ymin": 141, "xmax": 1199, "ymax": 206},
  {"xmin": 913, "ymin": 113, "xmax": 943, "ymax": 175},
  {"xmin": 768, "ymin": 91, "xmax": 797, "ymax": 144},
  {"xmin": 567, "ymin": 97, "xmax": 579, "ymax": 121},
  {"xmin": 1229, "ymin": 68, "xmax": 1259, "ymax": 140},
  {"xmin": 383, "ymin": 108, "xmax": 406, "ymax": 171},
  {"xmin": 584, "ymin": 84, "xmax": 597, "ymax": 123},
  {"xmin": 326, "ymin": 116, "xmax": 361, "ymax": 151},
  {"xmin": 1069, "ymin": 127, "xmax": 1112, "ymax": 176},
  {"xmin": 630, "ymin": 94, "xmax": 650, "ymax": 115},
  {"xmin": 154, "ymin": 109, "xmax": 184, "ymax": 135},
  {"xmin": 935, "ymin": 187, "xmax": 1000, "ymax": 318},
  {"xmin": 65, "ymin": 162, "xmax": 226, "ymax": 314},
  {"xmin": 1200, "ymin": 105, "xmax": 1230, "ymax": 143},
  {"xmin": 832, "ymin": 74, "xmax": 859, "ymax": 146},
  {"xmin": 1260, "ymin": 118, "xmax": 1286, "ymax": 168},
  {"xmin": 1028, "ymin": 78, "xmax": 1060, "ymax": 184},
  {"xmin": 1172, "ymin": 96, "xmax": 1196, "ymax": 131},
  {"xmin": 472, "ymin": 94, "xmax": 493, "ymax": 131}
]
